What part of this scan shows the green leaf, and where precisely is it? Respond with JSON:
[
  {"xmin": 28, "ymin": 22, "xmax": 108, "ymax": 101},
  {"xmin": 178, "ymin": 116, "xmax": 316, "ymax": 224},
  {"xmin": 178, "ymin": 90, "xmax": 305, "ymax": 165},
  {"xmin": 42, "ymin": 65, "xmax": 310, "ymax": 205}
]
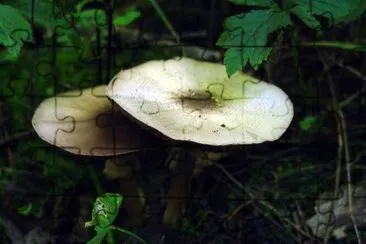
[
  {"xmin": 2, "ymin": 0, "xmax": 68, "ymax": 29},
  {"xmin": 85, "ymin": 193, "xmax": 123, "ymax": 229},
  {"xmin": 0, "ymin": 4, "xmax": 32, "ymax": 58},
  {"xmin": 291, "ymin": 0, "xmax": 366, "ymax": 27},
  {"xmin": 299, "ymin": 115, "xmax": 317, "ymax": 131},
  {"xmin": 17, "ymin": 202, "xmax": 33, "ymax": 216},
  {"xmin": 227, "ymin": 0, "xmax": 276, "ymax": 7},
  {"xmin": 85, "ymin": 193, "xmax": 124, "ymax": 244},
  {"xmin": 78, "ymin": 9, "xmax": 107, "ymax": 29},
  {"xmin": 223, "ymin": 47, "xmax": 272, "ymax": 75},
  {"xmin": 87, "ymin": 226, "xmax": 111, "ymax": 244},
  {"xmin": 217, "ymin": 9, "xmax": 291, "ymax": 75},
  {"xmin": 113, "ymin": 9, "xmax": 141, "ymax": 26},
  {"xmin": 290, "ymin": 4, "xmax": 321, "ymax": 29}
]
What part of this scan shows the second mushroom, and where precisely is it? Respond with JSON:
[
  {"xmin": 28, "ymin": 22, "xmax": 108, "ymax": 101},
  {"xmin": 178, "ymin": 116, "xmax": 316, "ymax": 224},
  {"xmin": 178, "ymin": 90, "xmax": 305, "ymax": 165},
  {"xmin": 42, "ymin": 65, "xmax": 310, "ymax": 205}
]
[{"xmin": 31, "ymin": 57, "xmax": 294, "ymax": 227}]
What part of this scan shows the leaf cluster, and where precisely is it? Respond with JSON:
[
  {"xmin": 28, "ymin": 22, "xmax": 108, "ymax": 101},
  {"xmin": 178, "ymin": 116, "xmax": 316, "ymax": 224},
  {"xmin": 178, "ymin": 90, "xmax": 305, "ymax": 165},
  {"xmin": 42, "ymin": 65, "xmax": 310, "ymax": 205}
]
[
  {"xmin": 217, "ymin": 0, "xmax": 366, "ymax": 75},
  {"xmin": 0, "ymin": 0, "xmax": 141, "ymax": 60}
]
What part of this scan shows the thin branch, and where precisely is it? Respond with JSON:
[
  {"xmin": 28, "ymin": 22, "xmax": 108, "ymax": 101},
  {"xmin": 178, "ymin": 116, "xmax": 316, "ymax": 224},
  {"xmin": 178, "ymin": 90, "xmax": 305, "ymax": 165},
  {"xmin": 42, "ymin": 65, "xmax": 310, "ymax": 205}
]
[
  {"xmin": 319, "ymin": 53, "xmax": 361, "ymax": 244},
  {"xmin": 328, "ymin": 57, "xmax": 366, "ymax": 109},
  {"xmin": 295, "ymin": 200, "xmax": 314, "ymax": 244},
  {"xmin": 215, "ymin": 163, "xmax": 319, "ymax": 243},
  {"xmin": 0, "ymin": 130, "xmax": 35, "ymax": 148},
  {"xmin": 0, "ymin": 214, "xmax": 25, "ymax": 243},
  {"xmin": 147, "ymin": 0, "xmax": 183, "ymax": 55}
]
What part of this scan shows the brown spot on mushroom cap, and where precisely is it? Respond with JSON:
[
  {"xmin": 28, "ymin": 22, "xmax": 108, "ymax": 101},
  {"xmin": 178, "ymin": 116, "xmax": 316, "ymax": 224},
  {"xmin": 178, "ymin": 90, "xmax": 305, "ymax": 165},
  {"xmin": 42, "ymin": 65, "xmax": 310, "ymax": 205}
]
[{"xmin": 107, "ymin": 57, "xmax": 294, "ymax": 145}]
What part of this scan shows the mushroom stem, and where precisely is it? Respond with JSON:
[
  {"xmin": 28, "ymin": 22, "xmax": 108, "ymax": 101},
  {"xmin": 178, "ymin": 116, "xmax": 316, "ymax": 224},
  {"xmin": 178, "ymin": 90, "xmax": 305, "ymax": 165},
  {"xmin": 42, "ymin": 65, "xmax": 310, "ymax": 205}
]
[{"xmin": 163, "ymin": 148, "xmax": 195, "ymax": 227}]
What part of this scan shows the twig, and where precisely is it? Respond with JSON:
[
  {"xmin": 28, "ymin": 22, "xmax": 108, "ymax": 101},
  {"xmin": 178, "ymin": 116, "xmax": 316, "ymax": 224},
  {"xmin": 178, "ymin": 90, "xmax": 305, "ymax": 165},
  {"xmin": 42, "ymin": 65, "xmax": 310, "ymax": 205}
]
[
  {"xmin": 216, "ymin": 163, "xmax": 319, "ymax": 242},
  {"xmin": 4, "ymin": 130, "xmax": 14, "ymax": 168},
  {"xmin": 295, "ymin": 200, "xmax": 314, "ymax": 244},
  {"xmin": 0, "ymin": 102, "xmax": 15, "ymax": 168},
  {"xmin": 232, "ymin": 147, "xmax": 299, "ymax": 175},
  {"xmin": 327, "ymin": 57, "xmax": 366, "ymax": 109},
  {"xmin": 292, "ymin": 211, "xmax": 302, "ymax": 242},
  {"xmin": 252, "ymin": 196, "xmax": 319, "ymax": 243},
  {"xmin": 147, "ymin": 0, "xmax": 183, "ymax": 55},
  {"xmin": 115, "ymin": 27, "xmax": 221, "ymax": 60},
  {"xmin": 319, "ymin": 53, "xmax": 361, "ymax": 244},
  {"xmin": 0, "ymin": 130, "xmax": 35, "ymax": 148},
  {"xmin": 252, "ymin": 203, "xmax": 299, "ymax": 242},
  {"xmin": 111, "ymin": 226, "xmax": 146, "ymax": 244},
  {"xmin": 87, "ymin": 163, "xmax": 103, "ymax": 196},
  {"xmin": 319, "ymin": 53, "xmax": 342, "ymax": 243},
  {"xmin": 0, "ymin": 214, "xmax": 25, "ymax": 243}
]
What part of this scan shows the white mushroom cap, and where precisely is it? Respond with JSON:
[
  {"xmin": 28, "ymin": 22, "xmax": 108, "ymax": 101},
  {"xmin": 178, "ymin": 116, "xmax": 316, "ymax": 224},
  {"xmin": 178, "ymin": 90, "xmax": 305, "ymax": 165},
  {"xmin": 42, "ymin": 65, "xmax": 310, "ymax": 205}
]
[
  {"xmin": 32, "ymin": 85, "xmax": 159, "ymax": 156},
  {"xmin": 106, "ymin": 57, "xmax": 294, "ymax": 145}
]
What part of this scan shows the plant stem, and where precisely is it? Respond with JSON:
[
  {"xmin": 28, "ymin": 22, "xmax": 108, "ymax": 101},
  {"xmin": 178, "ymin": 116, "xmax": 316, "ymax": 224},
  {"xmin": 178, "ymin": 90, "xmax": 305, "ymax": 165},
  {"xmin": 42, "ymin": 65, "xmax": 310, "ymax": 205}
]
[
  {"xmin": 147, "ymin": 0, "xmax": 185, "ymax": 55},
  {"xmin": 111, "ymin": 225, "xmax": 146, "ymax": 244},
  {"xmin": 302, "ymin": 41, "xmax": 366, "ymax": 51},
  {"xmin": 87, "ymin": 164, "xmax": 115, "ymax": 243},
  {"xmin": 87, "ymin": 164, "xmax": 103, "ymax": 195}
]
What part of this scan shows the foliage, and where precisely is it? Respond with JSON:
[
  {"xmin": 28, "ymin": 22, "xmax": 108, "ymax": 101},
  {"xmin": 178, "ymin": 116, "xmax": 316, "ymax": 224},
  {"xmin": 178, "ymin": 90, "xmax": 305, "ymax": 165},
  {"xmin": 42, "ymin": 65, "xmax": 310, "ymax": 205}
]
[
  {"xmin": 85, "ymin": 193, "xmax": 146, "ymax": 244},
  {"xmin": 0, "ymin": 4, "xmax": 32, "ymax": 59},
  {"xmin": 17, "ymin": 202, "xmax": 33, "ymax": 216},
  {"xmin": 0, "ymin": 0, "xmax": 141, "ymax": 60},
  {"xmin": 3, "ymin": 0, "xmax": 68, "ymax": 29},
  {"xmin": 217, "ymin": 0, "xmax": 366, "ymax": 75},
  {"xmin": 0, "ymin": 1, "xmax": 143, "ymax": 242},
  {"xmin": 0, "ymin": 0, "xmax": 366, "ymax": 243},
  {"xmin": 299, "ymin": 115, "xmax": 317, "ymax": 131},
  {"xmin": 113, "ymin": 8, "xmax": 141, "ymax": 26}
]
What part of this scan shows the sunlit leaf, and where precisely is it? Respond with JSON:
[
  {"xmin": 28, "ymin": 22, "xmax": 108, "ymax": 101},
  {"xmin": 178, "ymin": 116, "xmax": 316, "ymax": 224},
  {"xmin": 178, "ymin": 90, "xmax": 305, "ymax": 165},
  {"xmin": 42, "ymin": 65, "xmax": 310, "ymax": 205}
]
[{"xmin": 0, "ymin": 4, "xmax": 32, "ymax": 58}]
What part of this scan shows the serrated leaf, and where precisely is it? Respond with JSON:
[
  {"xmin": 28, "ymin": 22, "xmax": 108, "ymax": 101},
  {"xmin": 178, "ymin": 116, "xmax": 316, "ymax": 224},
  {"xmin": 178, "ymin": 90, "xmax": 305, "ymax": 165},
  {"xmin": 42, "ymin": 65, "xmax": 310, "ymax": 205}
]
[
  {"xmin": 227, "ymin": 0, "xmax": 276, "ymax": 7},
  {"xmin": 290, "ymin": 5, "xmax": 321, "ymax": 29},
  {"xmin": 0, "ymin": 4, "xmax": 32, "ymax": 58},
  {"xmin": 223, "ymin": 47, "xmax": 272, "ymax": 74},
  {"xmin": 217, "ymin": 9, "xmax": 291, "ymax": 75},
  {"xmin": 291, "ymin": 0, "xmax": 365, "ymax": 26}
]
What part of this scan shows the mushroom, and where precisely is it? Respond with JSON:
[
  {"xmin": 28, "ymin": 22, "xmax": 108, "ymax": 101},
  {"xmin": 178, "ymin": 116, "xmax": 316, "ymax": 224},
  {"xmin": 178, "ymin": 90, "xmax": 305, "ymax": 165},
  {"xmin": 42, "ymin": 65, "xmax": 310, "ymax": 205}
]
[
  {"xmin": 31, "ymin": 85, "xmax": 159, "ymax": 156},
  {"xmin": 31, "ymin": 57, "xmax": 294, "ymax": 228},
  {"xmin": 32, "ymin": 57, "xmax": 293, "ymax": 155},
  {"xmin": 106, "ymin": 57, "xmax": 294, "ymax": 145}
]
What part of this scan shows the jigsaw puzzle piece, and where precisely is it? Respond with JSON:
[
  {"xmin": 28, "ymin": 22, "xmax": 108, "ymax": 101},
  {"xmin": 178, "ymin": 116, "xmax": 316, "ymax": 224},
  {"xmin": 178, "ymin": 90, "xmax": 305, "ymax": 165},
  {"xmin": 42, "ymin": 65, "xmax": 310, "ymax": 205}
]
[{"xmin": 31, "ymin": 85, "xmax": 161, "ymax": 156}]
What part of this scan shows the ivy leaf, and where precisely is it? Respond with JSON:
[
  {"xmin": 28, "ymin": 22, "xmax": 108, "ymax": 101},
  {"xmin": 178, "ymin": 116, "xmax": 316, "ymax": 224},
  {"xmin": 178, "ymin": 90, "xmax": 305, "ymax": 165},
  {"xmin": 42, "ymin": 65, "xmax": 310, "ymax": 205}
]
[
  {"xmin": 0, "ymin": 4, "xmax": 32, "ymax": 58},
  {"xmin": 291, "ymin": 0, "xmax": 365, "ymax": 27},
  {"xmin": 217, "ymin": 9, "xmax": 291, "ymax": 75},
  {"xmin": 227, "ymin": 0, "xmax": 276, "ymax": 7}
]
